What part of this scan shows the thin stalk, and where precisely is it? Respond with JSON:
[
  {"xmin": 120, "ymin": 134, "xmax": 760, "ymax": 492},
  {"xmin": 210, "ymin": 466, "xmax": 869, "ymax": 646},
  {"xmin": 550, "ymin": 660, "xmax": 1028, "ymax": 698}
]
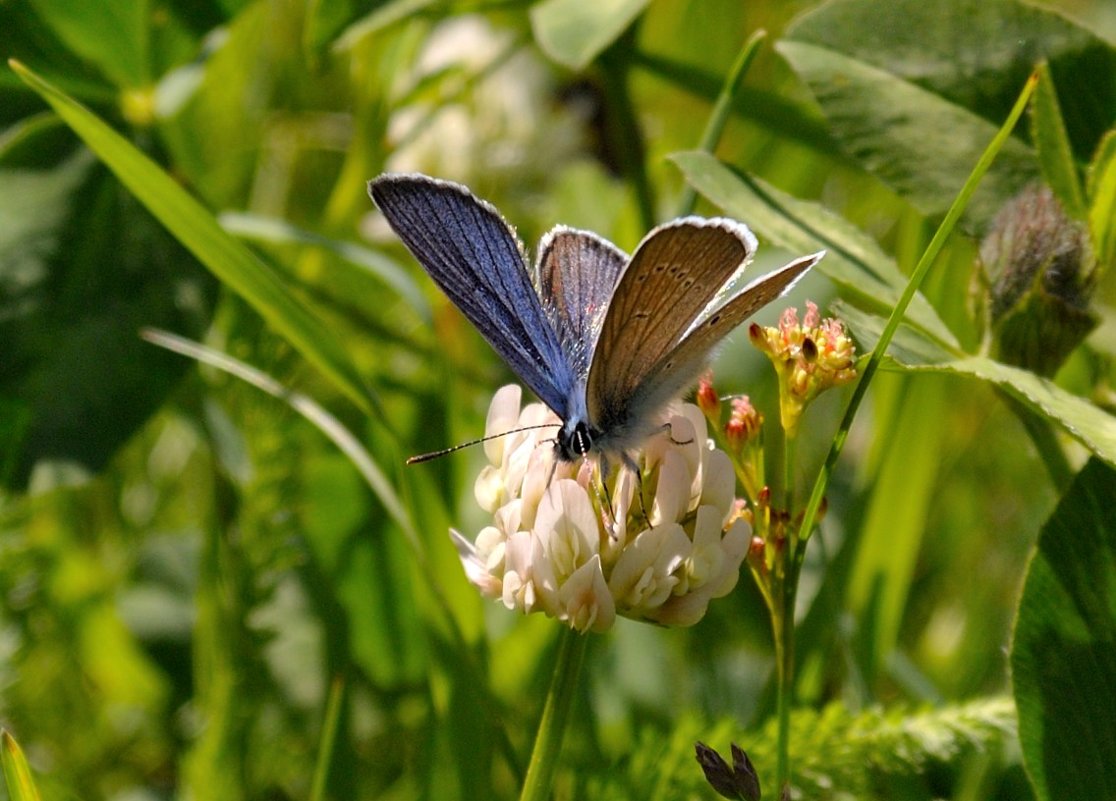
[
  {"xmin": 676, "ymin": 30, "xmax": 767, "ymax": 218},
  {"xmin": 797, "ymin": 70, "xmax": 1039, "ymax": 546},
  {"xmin": 519, "ymin": 629, "xmax": 591, "ymax": 801},
  {"xmin": 773, "ymin": 559, "xmax": 799, "ymax": 793},
  {"xmin": 783, "ymin": 431, "xmax": 796, "ymax": 517},
  {"xmin": 310, "ymin": 675, "xmax": 346, "ymax": 801}
]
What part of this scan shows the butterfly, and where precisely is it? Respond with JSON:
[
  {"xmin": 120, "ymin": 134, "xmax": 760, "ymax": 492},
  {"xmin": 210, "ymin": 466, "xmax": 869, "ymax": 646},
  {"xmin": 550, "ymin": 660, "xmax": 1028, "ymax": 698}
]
[{"xmin": 369, "ymin": 173, "xmax": 823, "ymax": 471}]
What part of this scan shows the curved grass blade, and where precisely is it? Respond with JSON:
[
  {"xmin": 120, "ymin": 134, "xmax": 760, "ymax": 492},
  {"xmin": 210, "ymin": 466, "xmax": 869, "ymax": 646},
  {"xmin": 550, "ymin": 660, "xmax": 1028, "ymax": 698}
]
[
  {"xmin": 141, "ymin": 328, "xmax": 524, "ymax": 781},
  {"xmin": 219, "ymin": 211, "xmax": 432, "ymax": 324},
  {"xmin": 835, "ymin": 301, "xmax": 1116, "ymax": 470},
  {"xmin": 9, "ymin": 59, "xmax": 383, "ymax": 423}
]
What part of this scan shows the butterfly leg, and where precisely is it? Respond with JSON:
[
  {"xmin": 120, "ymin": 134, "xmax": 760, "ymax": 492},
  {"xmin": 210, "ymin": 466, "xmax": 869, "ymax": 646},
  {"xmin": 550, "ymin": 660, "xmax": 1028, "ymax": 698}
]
[{"xmin": 618, "ymin": 452, "xmax": 652, "ymax": 528}]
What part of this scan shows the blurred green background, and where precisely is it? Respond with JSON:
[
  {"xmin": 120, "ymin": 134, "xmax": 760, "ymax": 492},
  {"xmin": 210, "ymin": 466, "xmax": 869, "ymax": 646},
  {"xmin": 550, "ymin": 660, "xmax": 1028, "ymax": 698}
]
[{"xmin": 2, "ymin": 0, "xmax": 1115, "ymax": 799}]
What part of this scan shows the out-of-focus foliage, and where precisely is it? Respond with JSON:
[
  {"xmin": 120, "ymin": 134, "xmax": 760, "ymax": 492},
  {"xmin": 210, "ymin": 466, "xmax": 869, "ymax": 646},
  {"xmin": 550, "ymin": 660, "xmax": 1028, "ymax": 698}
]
[{"xmin": 1, "ymin": 0, "xmax": 1115, "ymax": 799}]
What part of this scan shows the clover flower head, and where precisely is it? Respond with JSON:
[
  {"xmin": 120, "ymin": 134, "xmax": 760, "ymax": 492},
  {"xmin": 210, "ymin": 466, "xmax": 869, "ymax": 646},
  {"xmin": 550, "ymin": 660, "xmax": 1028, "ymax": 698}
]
[
  {"xmin": 749, "ymin": 302, "xmax": 857, "ymax": 436},
  {"xmin": 450, "ymin": 385, "xmax": 752, "ymax": 632}
]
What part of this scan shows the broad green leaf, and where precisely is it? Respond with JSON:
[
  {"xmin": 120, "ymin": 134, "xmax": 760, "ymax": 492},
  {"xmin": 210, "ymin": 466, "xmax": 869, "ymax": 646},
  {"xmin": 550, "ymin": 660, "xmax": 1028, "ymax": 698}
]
[
  {"xmin": 530, "ymin": 0, "xmax": 650, "ymax": 70},
  {"xmin": 910, "ymin": 359, "xmax": 1116, "ymax": 468},
  {"xmin": 777, "ymin": 38, "xmax": 1038, "ymax": 226},
  {"xmin": 671, "ymin": 150, "xmax": 960, "ymax": 348},
  {"xmin": 2, "ymin": 731, "xmax": 43, "ymax": 801},
  {"xmin": 836, "ymin": 302, "xmax": 1116, "ymax": 468},
  {"xmin": 10, "ymin": 60, "xmax": 380, "ymax": 420},
  {"xmin": 1088, "ymin": 129, "xmax": 1116, "ymax": 270},
  {"xmin": 0, "ymin": 125, "xmax": 214, "ymax": 486},
  {"xmin": 780, "ymin": 0, "xmax": 1116, "ymax": 224},
  {"xmin": 1031, "ymin": 61, "xmax": 1087, "ymax": 220},
  {"xmin": 26, "ymin": 0, "xmax": 150, "ymax": 88},
  {"xmin": 1012, "ymin": 457, "xmax": 1116, "ymax": 801}
]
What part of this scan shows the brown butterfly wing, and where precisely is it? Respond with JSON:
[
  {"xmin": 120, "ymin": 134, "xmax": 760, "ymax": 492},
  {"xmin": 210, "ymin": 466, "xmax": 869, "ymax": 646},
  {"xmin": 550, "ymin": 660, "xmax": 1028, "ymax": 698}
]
[{"xmin": 586, "ymin": 218, "xmax": 758, "ymax": 441}]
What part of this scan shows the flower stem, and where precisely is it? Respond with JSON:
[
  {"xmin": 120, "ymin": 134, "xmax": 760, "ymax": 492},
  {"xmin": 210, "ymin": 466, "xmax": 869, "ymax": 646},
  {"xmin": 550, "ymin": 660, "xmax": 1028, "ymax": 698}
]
[
  {"xmin": 773, "ymin": 557, "xmax": 799, "ymax": 794},
  {"xmin": 519, "ymin": 629, "xmax": 590, "ymax": 801},
  {"xmin": 783, "ymin": 430, "xmax": 796, "ymax": 517}
]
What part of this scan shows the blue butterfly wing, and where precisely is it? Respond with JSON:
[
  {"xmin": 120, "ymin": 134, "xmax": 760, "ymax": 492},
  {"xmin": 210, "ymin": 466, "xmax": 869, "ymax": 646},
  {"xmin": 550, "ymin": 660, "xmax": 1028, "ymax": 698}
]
[
  {"xmin": 536, "ymin": 226, "xmax": 627, "ymax": 381},
  {"xmin": 369, "ymin": 173, "xmax": 574, "ymax": 416}
]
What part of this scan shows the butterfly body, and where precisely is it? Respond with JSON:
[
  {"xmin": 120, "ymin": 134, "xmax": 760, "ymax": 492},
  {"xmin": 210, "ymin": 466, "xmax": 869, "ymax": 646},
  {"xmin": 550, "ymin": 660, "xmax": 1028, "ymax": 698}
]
[{"xmin": 369, "ymin": 173, "xmax": 823, "ymax": 467}]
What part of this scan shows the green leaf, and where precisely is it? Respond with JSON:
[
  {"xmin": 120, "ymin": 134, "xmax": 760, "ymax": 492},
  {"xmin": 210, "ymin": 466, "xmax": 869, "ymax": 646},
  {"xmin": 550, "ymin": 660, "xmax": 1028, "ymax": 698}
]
[
  {"xmin": 780, "ymin": 0, "xmax": 1116, "ymax": 225},
  {"xmin": 776, "ymin": 38, "xmax": 1037, "ymax": 226},
  {"xmin": 1031, "ymin": 61, "xmax": 1087, "ymax": 220},
  {"xmin": 2, "ymin": 731, "xmax": 43, "ymax": 801},
  {"xmin": 671, "ymin": 150, "xmax": 960, "ymax": 348},
  {"xmin": 1087, "ymin": 129, "xmax": 1116, "ymax": 270},
  {"xmin": 530, "ymin": 0, "xmax": 649, "ymax": 70},
  {"xmin": 26, "ymin": 0, "xmax": 150, "ymax": 88},
  {"xmin": 9, "ymin": 59, "xmax": 380, "ymax": 421},
  {"xmin": 836, "ymin": 302, "xmax": 1116, "ymax": 468},
  {"xmin": 1012, "ymin": 457, "xmax": 1116, "ymax": 801}
]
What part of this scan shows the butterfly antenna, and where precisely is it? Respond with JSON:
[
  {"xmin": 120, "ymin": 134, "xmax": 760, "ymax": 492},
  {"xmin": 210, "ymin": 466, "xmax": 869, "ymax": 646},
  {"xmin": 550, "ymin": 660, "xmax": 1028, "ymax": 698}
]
[{"xmin": 406, "ymin": 423, "xmax": 561, "ymax": 464}]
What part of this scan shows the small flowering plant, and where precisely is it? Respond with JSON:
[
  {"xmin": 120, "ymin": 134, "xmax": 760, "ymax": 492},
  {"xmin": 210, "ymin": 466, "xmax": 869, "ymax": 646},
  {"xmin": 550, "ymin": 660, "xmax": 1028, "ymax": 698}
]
[
  {"xmin": 450, "ymin": 303, "xmax": 857, "ymax": 635},
  {"xmin": 748, "ymin": 301, "xmax": 858, "ymax": 438}
]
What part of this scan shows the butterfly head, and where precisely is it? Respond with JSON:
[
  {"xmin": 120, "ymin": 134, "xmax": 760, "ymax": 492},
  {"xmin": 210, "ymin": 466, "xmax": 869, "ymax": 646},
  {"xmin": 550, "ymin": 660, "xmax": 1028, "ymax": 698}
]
[{"xmin": 556, "ymin": 418, "xmax": 596, "ymax": 462}]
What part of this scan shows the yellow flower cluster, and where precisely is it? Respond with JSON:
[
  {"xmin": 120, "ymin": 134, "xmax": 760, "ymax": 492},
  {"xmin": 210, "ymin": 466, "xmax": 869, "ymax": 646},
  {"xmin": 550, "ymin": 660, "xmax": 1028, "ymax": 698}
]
[{"xmin": 749, "ymin": 302, "xmax": 857, "ymax": 436}]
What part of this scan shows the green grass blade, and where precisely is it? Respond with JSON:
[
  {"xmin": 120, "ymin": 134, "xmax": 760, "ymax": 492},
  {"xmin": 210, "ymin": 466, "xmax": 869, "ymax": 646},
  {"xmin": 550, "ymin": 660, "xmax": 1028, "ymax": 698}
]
[
  {"xmin": 2, "ymin": 731, "xmax": 44, "ymax": 801},
  {"xmin": 9, "ymin": 58, "xmax": 382, "ymax": 422},
  {"xmin": 797, "ymin": 69, "xmax": 1039, "ymax": 544},
  {"xmin": 219, "ymin": 211, "xmax": 432, "ymax": 324},
  {"xmin": 310, "ymin": 676, "xmax": 346, "ymax": 801},
  {"xmin": 140, "ymin": 329, "xmax": 414, "ymax": 550}
]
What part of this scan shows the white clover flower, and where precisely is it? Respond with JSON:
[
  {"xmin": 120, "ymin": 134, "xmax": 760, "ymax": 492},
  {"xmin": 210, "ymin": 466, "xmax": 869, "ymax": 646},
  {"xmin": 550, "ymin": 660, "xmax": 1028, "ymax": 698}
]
[{"xmin": 450, "ymin": 385, "xmax": 752, "ymax": 632}]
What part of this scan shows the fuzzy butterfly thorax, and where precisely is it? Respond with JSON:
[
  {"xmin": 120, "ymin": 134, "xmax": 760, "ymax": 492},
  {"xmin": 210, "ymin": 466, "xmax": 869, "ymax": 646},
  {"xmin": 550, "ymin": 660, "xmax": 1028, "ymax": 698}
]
[{"xmin": 369, "ymin": 172, "xmax": 824, "ymax": 469}]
